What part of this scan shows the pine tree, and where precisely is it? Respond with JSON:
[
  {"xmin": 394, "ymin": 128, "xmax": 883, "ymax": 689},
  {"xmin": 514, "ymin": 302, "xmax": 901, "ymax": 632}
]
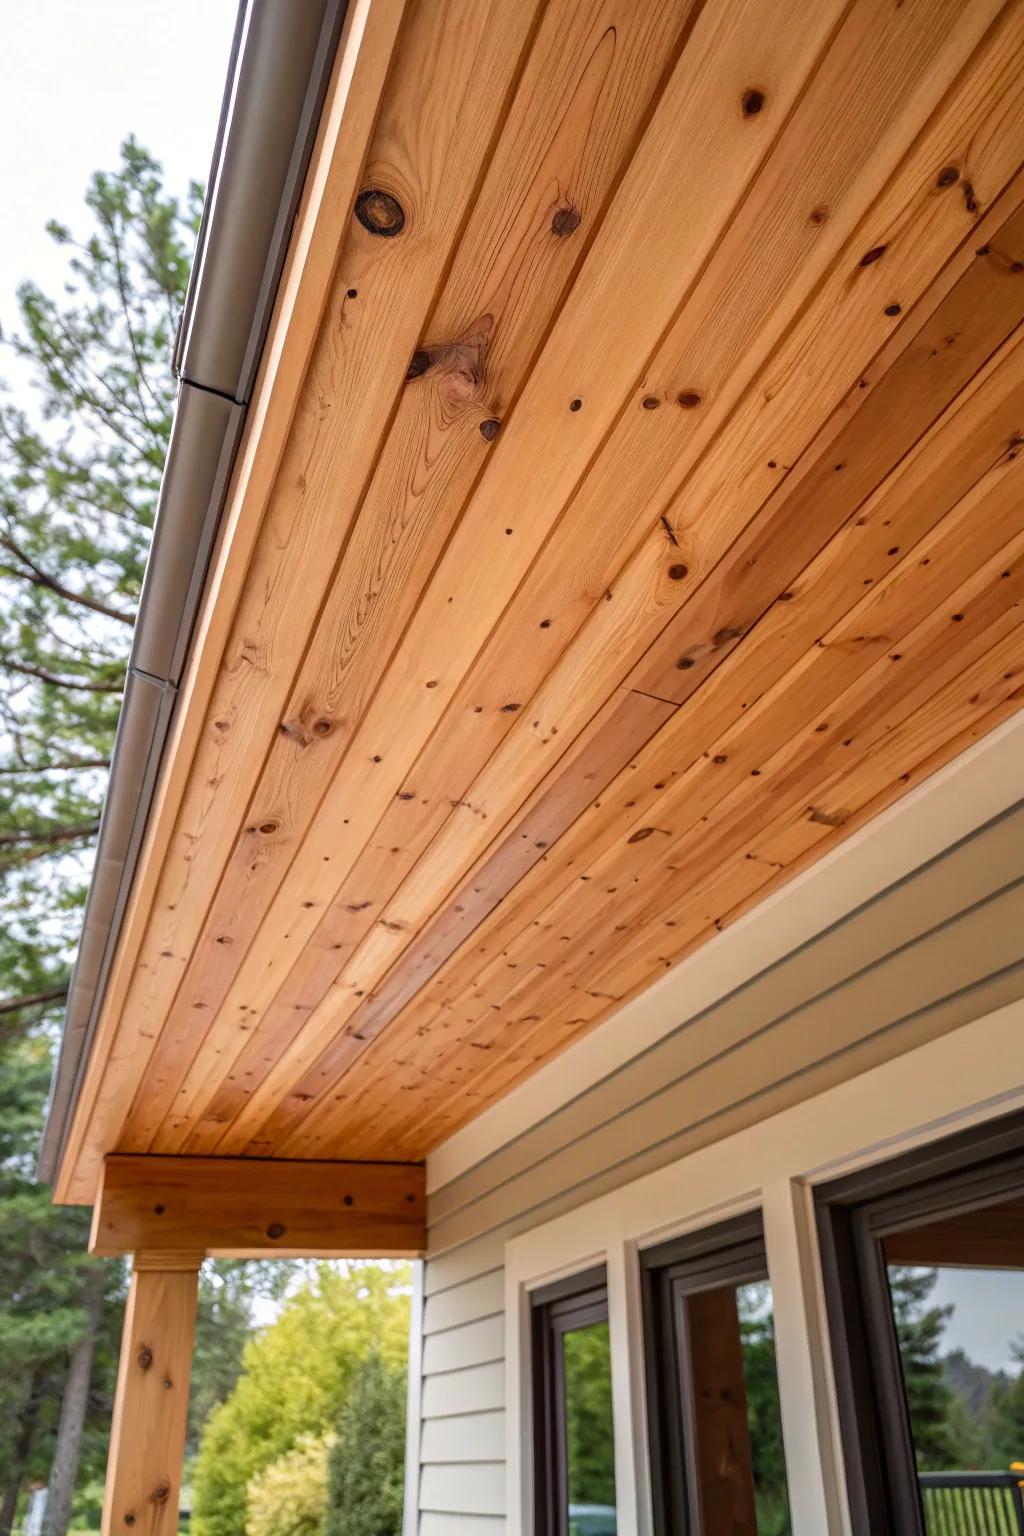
[
  {"xmin": 888, "ymin": 1267, "xmax": 959, "ymax": 1470},
  {"xmin": 0, "ymin": 136, "xmax": 199, "ymax": 1038}
]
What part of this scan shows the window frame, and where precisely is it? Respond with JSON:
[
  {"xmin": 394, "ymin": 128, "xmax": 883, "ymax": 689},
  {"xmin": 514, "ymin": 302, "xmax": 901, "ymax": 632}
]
[
  {"xmin": 640, "ymin": 1212, "xmax": 771, "ymax": 1535},
  {"xmin": 501, "ymin": 997, "xmax": 1024, "ymax": 1536},
  {"xmin": 531, "ymin": 1266, "xmax": 613, "ymax": 1536},
  {"xmin": 816, "ymin": 1108, "xmax": 1024, "ymax": 1534}
]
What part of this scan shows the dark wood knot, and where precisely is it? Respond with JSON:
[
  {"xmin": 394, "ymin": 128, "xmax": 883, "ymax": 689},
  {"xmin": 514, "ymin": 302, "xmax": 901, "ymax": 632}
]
[
  {"xmin": 355, "ymin": 188, "xmax": 405, "ymax": 237},
  {"xmin": 628, "ymin": 827, "xmax": 655, "ymax": 844},
  {"xmin": 741, "ymin": 89, "xmax": 764, "ymax": 116},
  {"xmin": 480, "ymin": 418, "xmax": 501, "ymax": 441},
  {"xmin": 551, "ymin": 205, "xmax": 581, "ymax": 237},
  {"xmin": 936, "ymin": 165, "xmax": 959, "ymax": 188},
  {"xmin": 136, "ymin": 1346, "xmax": 154, "ymax": 1371},
  {"xmin": 677, "ymin": 390, "xmax": 702, "ymax": 409},
  {"xmin": 406, "ymin": 349, "xmax": 430, "ymax": 380},
  {"xmin": 859, "ymin": 244, "xmax": 887, "ymax": 267},
  {"xmin": 266, "ymin": 1222, "xmax": 286, "ymax": 1240},
  {"xmin": 668, "ymin": 563, "xmax": 688, "ymax": 581}
]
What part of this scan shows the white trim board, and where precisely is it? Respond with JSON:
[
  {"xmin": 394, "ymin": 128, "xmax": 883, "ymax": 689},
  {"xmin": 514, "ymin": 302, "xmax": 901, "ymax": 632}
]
[
  {"xmin": 503, "ymin": 995, "xmax": 1024, "ymax": 1536},
  {"xmin": 429, "ymin": 709, "xmax": 1024, "ymax": 1194}
]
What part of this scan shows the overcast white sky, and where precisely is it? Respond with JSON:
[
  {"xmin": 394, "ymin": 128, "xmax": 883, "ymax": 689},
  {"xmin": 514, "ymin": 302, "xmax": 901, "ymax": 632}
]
[{"xmin": 0, "ymin": 0, "xmax": 237, "ymax": 341}]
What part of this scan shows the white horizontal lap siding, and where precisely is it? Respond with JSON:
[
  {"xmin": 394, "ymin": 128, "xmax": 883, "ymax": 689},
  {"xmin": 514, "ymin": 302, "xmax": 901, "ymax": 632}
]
[
  {"xmin": 419, "ymin": 1516, "xmax": 505, "ymax": 1536},
  {"xmin": 417, "ymin": 1263, "xmax": 508, "ymax": 1527}
]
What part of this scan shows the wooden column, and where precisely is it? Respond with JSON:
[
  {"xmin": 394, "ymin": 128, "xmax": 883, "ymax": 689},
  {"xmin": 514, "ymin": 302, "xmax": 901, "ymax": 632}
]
[
  {"xmin": 101, "ymin": 1254, "xmax": 201, "ymax": 1536},
  {"xmin": 685, "ymin": 1285, "xmax": 758, "ymax": 1534}
]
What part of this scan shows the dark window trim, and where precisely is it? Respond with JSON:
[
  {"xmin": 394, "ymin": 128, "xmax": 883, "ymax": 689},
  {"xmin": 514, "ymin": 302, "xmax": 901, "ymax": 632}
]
[
  {"xmin": 816, "ymin": 1108, "xmax": 1024, "ymax": 1535},
  {"xmin": 531, "ymin": 1265, "xmax": 611, "ymax": 1536},
  {"xmin": 641, "ymin": 1212, "xmax": 768, "ymax": 1536}
]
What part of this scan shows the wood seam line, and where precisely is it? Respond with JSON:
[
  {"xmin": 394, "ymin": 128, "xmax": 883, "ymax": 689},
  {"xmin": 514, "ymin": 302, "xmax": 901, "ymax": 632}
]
[
  {"xmin": 340, "ymin": 592, "xmax": 1024, "ymax": 1148},
  {"xmin": 246, "ymin": 262, "xmax": 1024, "ymax": 1138},
  {"xmin": 245, "ymin": 142, "xmax": 1024, "ymax": 1126},
  {"xmin": 151, "ymin": 0, "xmax": 854, "ymax": 1151},
  {"xmin": 128, "ymin": 0, "xmax": 701, "ymax": 1155}
]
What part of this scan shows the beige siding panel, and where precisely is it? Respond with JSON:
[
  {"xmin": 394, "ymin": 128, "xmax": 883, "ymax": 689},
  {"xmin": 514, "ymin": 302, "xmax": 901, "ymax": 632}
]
[
  {"xmin": 422, "ymin": 1360, "xmax": 505, "ymax": 1419},
  {"xmin": 420, "ymin": 1461, "xmax": 506, "ymax": 1516},
  {"xmin": 430, "ymin": 880, "xmax": 1024, "ymax": 1252},
  {"xmin": 424, "ymin": 1231, "xmax": 506, "ymax": 1297},
  {"xmin": 421, "ymin": 1411, "xmax": 506, "ymax": 1464},
  {"xmin": 422, "ymin": 1313, "xmax": 504, "ymax": 1375},
  {"xmin": 423, "ymin": 1268, "xmax": 504, "ymax": 1333},
  {"xmin": 430, "ymin": 805, "xmax": 1024, "ymax": 1224},
  {"xmin": 420, "ymin": 1515, "xmax": 504, "ymax": 1536}
]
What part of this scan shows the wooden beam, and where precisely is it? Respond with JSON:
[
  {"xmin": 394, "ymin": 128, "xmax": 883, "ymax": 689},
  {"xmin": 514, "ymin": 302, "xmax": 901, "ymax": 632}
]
[
  {"xmin": 101, "ymin": 1257, "xmax": 200, "ymax": 1536},
  {"xmin": 89, "ymin": 1156, "xmax": 425, "ymax": 1258}
]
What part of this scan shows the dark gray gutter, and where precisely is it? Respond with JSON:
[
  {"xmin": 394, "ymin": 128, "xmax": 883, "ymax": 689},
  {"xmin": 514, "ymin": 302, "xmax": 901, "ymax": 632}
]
[{"xmin": 40, "ymin": 0, "xmax": 349, "ymax": 1186}]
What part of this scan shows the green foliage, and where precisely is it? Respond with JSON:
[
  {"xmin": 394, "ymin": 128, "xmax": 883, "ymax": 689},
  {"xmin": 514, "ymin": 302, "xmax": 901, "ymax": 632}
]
[
  {"xmin": 192, "ymin": 1265, "xmax": 410, "ymax": 1536},
  {"xmin": 325, "ymin": 1353, "xmax": 406, "ymax": 1536},
  {"xmin": 0, "ymin": 135, "xmax": 199, "ymax": 1039},
  {"xmin": 890, "ymin": 1267, "xmax": 960, "ymax": 1470},
  {"xmin": 737, "ymin": 1283, "xmax": 791, "ymax": 1536},
  {"xmin": 563, "ymin": 1321, "xmax": 616, "ymax": 1512},
  {"xmin": 0, "ymin": 1034, "xmax": 122, "ymax": 1508},
  {"xmin": 247, "ymin": 1433, "xmax": 334, "ymax": 1536}
]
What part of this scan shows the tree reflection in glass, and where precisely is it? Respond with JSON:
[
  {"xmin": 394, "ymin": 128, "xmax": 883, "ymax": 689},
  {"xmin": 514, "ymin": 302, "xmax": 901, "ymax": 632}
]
[{"xmin": 563, "ymin": 1319, "xmax": 617, "ymax": 1535}]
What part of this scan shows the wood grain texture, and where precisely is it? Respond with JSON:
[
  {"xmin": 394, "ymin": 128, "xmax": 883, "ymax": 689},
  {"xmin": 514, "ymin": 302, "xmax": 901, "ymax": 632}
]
[
  {"xmin": 89, "ymin": 1155, "xmax": 425, "ymax": 1257},
  {"xmin": 100, "ymin": 1262, "xmax": 199, "ymax": 1536},
  {"xmin": 50, "ymin": 0, "xmax": 1024, "ymax": 1197},
  {"xmin": 211, "ymin": 0, "xmax": 1024, "ymax": 1158}
]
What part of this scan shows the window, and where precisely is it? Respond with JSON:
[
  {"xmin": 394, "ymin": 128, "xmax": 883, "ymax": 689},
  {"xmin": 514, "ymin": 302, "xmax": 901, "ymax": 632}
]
[
  {"xmin": 641, "ymin": 1214, "xmax": 792, "ymax": 1534},
  {"xmin": 532, "ymin": 1268, "xmax": 618, "ymax": 1536},
  {"xmin": 818, "ymin": 1110, "xmax": 1024, "ymax": 1535}
]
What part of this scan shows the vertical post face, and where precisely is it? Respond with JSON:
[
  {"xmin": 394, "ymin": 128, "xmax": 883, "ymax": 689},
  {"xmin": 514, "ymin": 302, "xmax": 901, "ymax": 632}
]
[{"xmin": 101, "ymin": 1257, "xmax": 200, "ymax": 1536}]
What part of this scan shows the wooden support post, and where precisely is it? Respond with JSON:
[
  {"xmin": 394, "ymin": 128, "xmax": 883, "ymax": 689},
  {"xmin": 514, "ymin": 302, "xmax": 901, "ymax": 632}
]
[
  {"xmin": 101, "ymin": 1254, "xmax": 201, "ymax": 1536},
  {"xmin": 685, "ymin": 1285, "xmax": 758, "ymax": 1534}
]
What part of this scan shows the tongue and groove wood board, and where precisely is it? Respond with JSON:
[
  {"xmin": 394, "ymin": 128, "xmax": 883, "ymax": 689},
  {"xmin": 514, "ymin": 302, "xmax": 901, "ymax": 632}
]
[{"xmin": 57, "ymin": 0, "xmax": 1024, "ymax": 1201}]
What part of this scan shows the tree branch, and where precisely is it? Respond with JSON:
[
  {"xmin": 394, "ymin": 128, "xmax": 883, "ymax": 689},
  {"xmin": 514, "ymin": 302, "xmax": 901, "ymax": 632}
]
[
  {"xmin": 0, "ymin": 986, "xmax": 68, "ymax": 1019},
  {"xmin": 0, "ymin": 821, "xmax": 99, "ymax": 848},
  {"xmin": 0, "ymin": 757, "xmax": 109, "ymax": 776},
  {"xmin": 0, "ymin": 655, "xmax": 125, "ymax": 694},
  {"xmin": 0, "ymin": 529, "xmax": 135, "ymax": 627}
]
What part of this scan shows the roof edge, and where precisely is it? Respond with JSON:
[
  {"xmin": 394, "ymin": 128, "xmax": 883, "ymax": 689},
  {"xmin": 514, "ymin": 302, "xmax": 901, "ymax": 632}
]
[{"xmin": 39, "ymin": 0, "xmax": 349, "ymax": 1185}]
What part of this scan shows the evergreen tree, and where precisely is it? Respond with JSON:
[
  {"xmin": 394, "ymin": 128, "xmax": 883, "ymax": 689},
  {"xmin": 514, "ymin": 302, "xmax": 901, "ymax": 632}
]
[
  {"xmin": 0, "ymin": 136, "xmax": 198, "ymax": 1037},
  {"xmin": 325, "ymin": 1353, "xmax": 406, "ymax": 1536},
  {"xmin": 888, "ymin": 1267, "xmax": 959, "ymax": 1470},
  {"xmin": 0, "ymin": 1035, "xmax": 123, "ymax": 1536}
]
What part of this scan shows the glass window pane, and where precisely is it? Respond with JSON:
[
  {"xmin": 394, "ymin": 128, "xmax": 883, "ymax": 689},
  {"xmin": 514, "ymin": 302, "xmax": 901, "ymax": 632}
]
[
  {"xmin": 883, "ymin": 1191, "xmax": 1024, "ymax": 1532},
  {"xmin": 564, "ymin": 1319, "xmax": 617, "ymax": 1535},
  {"xmin": 682, "ymin": 1279, "xmax": 792, "ymax": 1535}
]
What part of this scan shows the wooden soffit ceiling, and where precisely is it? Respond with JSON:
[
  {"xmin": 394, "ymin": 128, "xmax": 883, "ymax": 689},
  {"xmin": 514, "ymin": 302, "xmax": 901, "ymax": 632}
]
[{"xmin": 57, "ymin": 0, "xmax": 1024, "ymax": 1201}]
